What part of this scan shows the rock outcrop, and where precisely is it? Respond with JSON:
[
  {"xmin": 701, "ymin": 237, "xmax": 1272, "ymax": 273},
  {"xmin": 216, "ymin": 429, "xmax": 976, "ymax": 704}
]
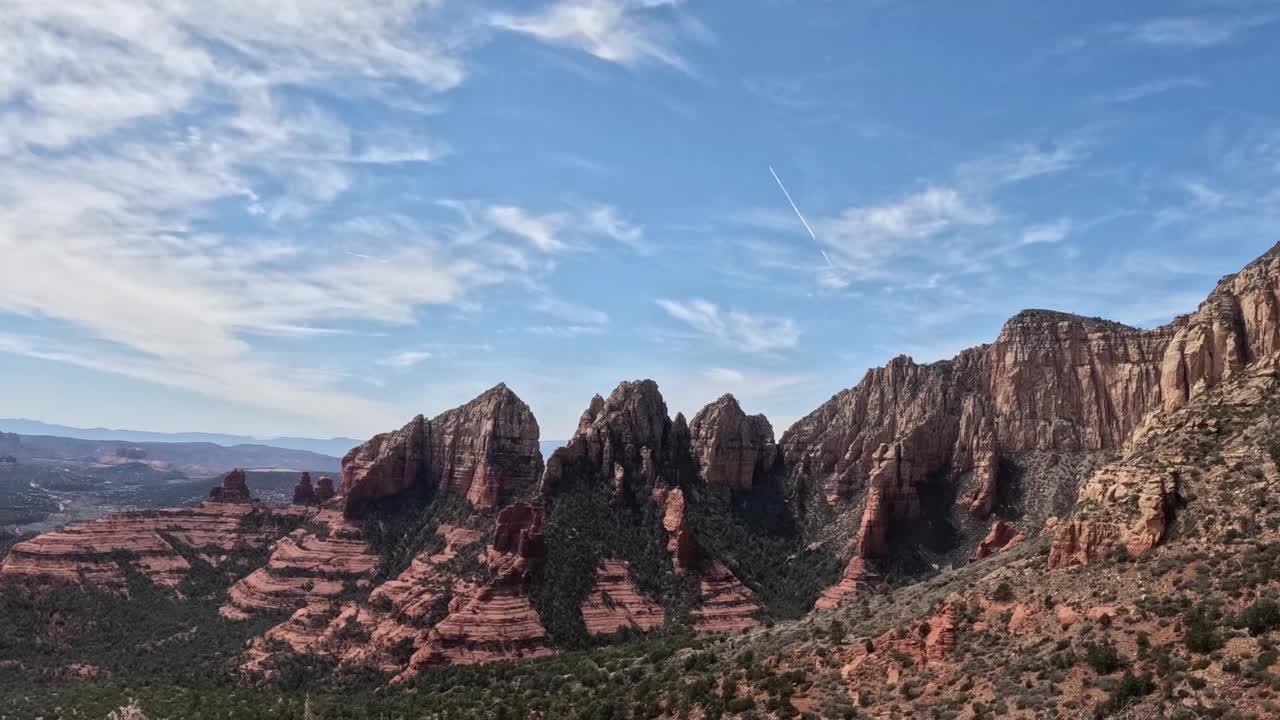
[
  {"xmin": 0, "ymin": 503, "xmax": 292, "ymax": 591},
  {"xmin": 1160, "ymin": 244, "xmax": 1280, "ymax": 412},
  {"xmin": 292, "ymin": 472, "xmax": 316, "ymax": 505},
  {"xmin": 790, "ymin": 243, "xmax": 1280, "ymax": 602},
  {"xmin": 691, "ymin": 561, "xmax": 760, "ymax": 633},
  {"xmin": 341, "ymin": 385, "xmax": 542, "ymax": 517},
  {"xmin": 340, "ymin": 415, "xmax": 429, "ymax": 515},
  {"xmin": 687, "ymin": 394, "xmax": 777, "ymax": 493},
  {"xmin": 542, "ymin": 380, "xmax": 684, "ymax": 498},
  {"xmin": 580, "ymin": 560, "xmax": 666, "ymax": 636},
  {"xmin": 315, "ymin": 475, "xmax": 336, "ymax": 502},
  {"xmin": 399, "ymin": 506, "xmax": 553, "ymax": 675},
  {"xmin": 208, "ymin": 468, "xmax": 252, "ymax": 503},
  {"xmin": 221, "ymin": 509, "xmax": 378, "ymax": 620},
  {"xmin": 972, "ymin": 520, "xmax": 1025, "ymax": 561}
]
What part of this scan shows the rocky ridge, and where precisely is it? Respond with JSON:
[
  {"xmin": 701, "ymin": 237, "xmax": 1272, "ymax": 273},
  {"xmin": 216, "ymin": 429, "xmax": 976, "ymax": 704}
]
[
  {"xmin": 340, "ymin": 384, "xmax": 542, "ymax": 517},
  {"xmin": 0, "ymin": 502, "xmax": 294, "ymax": 592},
  {"xmin": 793, "ymin": 243, "xmax": 1280, "ymax": 607}
]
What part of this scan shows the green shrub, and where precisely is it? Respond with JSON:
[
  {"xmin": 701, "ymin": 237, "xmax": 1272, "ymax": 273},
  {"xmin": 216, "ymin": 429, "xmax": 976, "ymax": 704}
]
[
  {"xmin": 1242, "ymin": 599, "xmax": 1280, "ymax": 637},
  {"xmin": 1183, "ymin": 604, "xmax": 1223, "ymax": 654},
  {"xmin": 1084, "ymin": 642, "xmax": 1124, "ymax": 675}
]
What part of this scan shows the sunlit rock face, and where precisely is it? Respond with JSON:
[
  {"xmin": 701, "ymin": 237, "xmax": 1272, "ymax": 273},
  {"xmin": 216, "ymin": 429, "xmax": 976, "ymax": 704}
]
[
  {"xmin": 340, "ymin": 384, "xmax": 542, "ymax": 517},
  {"xmin": 688, "ymin": 393, "xmax": 778, "ymax": 493}
]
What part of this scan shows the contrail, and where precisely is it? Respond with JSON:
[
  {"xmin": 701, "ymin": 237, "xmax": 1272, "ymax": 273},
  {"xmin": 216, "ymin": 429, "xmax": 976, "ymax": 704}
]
[{"xmin": 769, "ymin": 165, "xmax": 833, "ymax": 267}]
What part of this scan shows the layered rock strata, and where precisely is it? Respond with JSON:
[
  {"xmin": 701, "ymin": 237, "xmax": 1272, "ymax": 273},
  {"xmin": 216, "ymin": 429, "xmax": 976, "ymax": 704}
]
[
  {"xmin": 795, "ymin": 243, "xmax": 1280, "ymax": 606},
  {"xmin": 687, "ymin": 394, "xmax": 778, "ymax": 493},
  {"xmin": 580, "ymin": 560, "xmax": 666, "ymax": 636},
  {"xmin": 0, "ymin": 503, "xmax": 286, "ymax": 591},
  {"xmin": 341, "ymin": 384, "xmax": 542, "ymax": 517},
  {"xmin": 221, "ymin": 509, "xmax": 377, "ymax": 620}
]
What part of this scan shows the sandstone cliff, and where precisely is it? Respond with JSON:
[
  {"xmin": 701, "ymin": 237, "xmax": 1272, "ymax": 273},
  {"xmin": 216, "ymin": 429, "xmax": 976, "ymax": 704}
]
[
  {"xmin": 798, "ymin": 242, "xmax": 1280, "ymax": 605},
  {"xmin": 688, "ymin": 394, "xmax": 778, "ymax": 493},
  {"xmin": 341, "ymin": 384, "xmax": 542, "ymax": 516},
  {"xmin": 542, "ymin": 380, "xmax": 684, "ymax": 499}
]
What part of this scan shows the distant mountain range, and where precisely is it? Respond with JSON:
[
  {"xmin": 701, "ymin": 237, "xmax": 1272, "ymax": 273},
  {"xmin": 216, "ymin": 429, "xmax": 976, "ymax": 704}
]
[{"xmin": 0, "ymin": 419, "xmax": 359, "ymax": 458}]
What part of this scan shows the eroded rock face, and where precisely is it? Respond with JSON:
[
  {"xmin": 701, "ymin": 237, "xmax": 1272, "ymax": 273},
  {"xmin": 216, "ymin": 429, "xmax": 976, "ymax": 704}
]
[
  {"xmin": 315, "ymin": 476, "xmax": 336, "ymax": 502},
  {"xmin": 1161, "ymin": 245, "xmax": 1280, "ymax": 412},
  {"xmin": 691, "ymin": 561, "xmax": 760, "ymax": 633},
  {"xmin": 786, "ymin": 245, "xmax": 1280, "ymax": 602},
  {"xmin": 0, "ymin": 503, "xmax": 290, "ymax": 591},
  {"xmin": 661, "ymin": 488, "xmax": 699, "ymax": 573},
  {"xmin": 814, "ymin": 557, "xmax": 881, "ymax": 610},
  {"xmin": 972, "ymin": 521, "xmax": 1025, "ymax": 561},
  {"xmin": 238, "ymin": 524, "xmax": 487, "ymax": 678},
  {"xmin": 341, "ymin": 384, "xmax": 543, "ymax": 517},
  {"xmin": 688, "ymin": 394, "xmax": 777, "ymax": 493},
  {"xmin": 430, "ymin": 384, "xmax": 543, "ymax": 509},
  {"xmin": 542, "ymin": 380, "xmax": 682, "ymax": 497},
  {"xmin": 580, "ymin": 560, "xmax": 665, "ymax": 636},
  {"xmin": 340, "ymin": 415, "xmax": 429, "ymax": 516},
  {"xmin": 221, "ymin": 509, "xmax": 378, "ymax": 620},
  {"xmin": 208, "ymin": 468, "xmax": 251, "ymax": 503},
  {"xmin": 292, "ymin": 472, "xmax": 316, "ymax": 505}
]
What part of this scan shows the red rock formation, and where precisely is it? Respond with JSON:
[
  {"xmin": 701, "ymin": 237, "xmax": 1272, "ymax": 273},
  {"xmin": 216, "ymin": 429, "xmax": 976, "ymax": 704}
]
[
  {"xmin": 292, "ymin": 472, "xmax": 317, "ymax": 505},
  {"xmin": 492, "ymin": 503, "xmax": 545, "ymax": 558},
  {"xmin": 0, "ymin": 503, "xmax": 289, "ymax": 591},
  {"xmin": 340, "ymin": 415, "xmax": 429, "ymax": 516},
  {"xmin": 238, "ymin": 524, "xmax": 486, "ymax": 678},
  {"xmin": 688, "ymin": 394, "xmax": 777, "ymax": 493},
  {"xmin": 208, "ymin": 468, "xmax": 251, "ymax": 503},
  {"xmin": 315, "ymin": 475, "xmax": 336, "ymax": 502},
  {"xmin": 432, "ymin": 384, "xmax": 543, "ymax": 508},
  {"xmin": 580, "ymin": 560, "xmax": 665, "ymax": 636},
  {"xmin": 400, "ymin": 513, "xmax": 554, "ymax": 676},
  {"xmin": 691, "ymin": 561, "xmax": 760, "ymax": 633},
  {"xmin": 221, "ymin": 509, "xmax": 377, "ymax": 620},
  {"xmin": 1161, "ymin": 244, "xmax": 1280, "ymax": 412},
  {"xmin": 924, "ymin": 600, "xmax": 957, "ymax": 663},
  {"xmin": 814, "ymin": 557, "xmax": 881, "ymax": 610},
  {"xmin": 853, "ymin": 443, "xmax": 921, "ymax": 561},
  {"xmin": 341, "ymin": 385, "xmax": 542, "ymax": 517},
  {"xmin": 661, "ymin": 488, "xmax": 699, "ymax": 573},
  {"xmin": 972, "ymin": 521, "xmax": 1025, "ymax": 561},
  {"xmin": 542, "ymin": 380, "xmax": 683, "ymax": 497}
]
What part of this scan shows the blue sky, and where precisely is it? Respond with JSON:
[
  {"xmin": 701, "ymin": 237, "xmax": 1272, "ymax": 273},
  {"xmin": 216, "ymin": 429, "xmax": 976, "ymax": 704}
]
[{"xmin": 1, "ymin": 1, "xmax": 1278, "ymax": 442}]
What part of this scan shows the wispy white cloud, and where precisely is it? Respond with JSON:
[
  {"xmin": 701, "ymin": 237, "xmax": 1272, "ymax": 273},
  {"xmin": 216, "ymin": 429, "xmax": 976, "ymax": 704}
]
[
  {"xmin": 1121, "ymin": 15, "xmax": 1273, "ymax": 48},
  {"xmin": 527, "ymin": 325, "xmax": 608, "ymax": 338},
  {"xmin": 1094, "ymin": 76, "xmax": 1207, "ymax": 104},
  {"xmin": 534, "ymin": 296, "xmax": 610, "ymax": 325},
  {"xmin": 378, "ymin": 350, "xmax": 435, "ymax": 369},
  {"xmin": 703, "ymin": 367, "xmax": 745, "ymax": 383},
  {"xmin": 1020, "ymin": 219, "xmax": 1071, "ymax": 246},
  {"xmin": 0, "ymin": 1, "xmax": 643, "ymax": 435},
  {"xmin": 487, "ymin": 205, "xmax": 568, "ymax": 253},
  {"xmin": 958, "ymin": 141, "xmax": 1088, "ymax": 186},
  {"xmin": 817, "ymin": 187, "xmax": 997, "ymax": 279},
  {"xmin": 490, "ymin": 0, "xmax": 702, "ymax": 72},
  {"xmin": 656, "ymin": 299, "xmax": 800, "ymax": 353}
]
